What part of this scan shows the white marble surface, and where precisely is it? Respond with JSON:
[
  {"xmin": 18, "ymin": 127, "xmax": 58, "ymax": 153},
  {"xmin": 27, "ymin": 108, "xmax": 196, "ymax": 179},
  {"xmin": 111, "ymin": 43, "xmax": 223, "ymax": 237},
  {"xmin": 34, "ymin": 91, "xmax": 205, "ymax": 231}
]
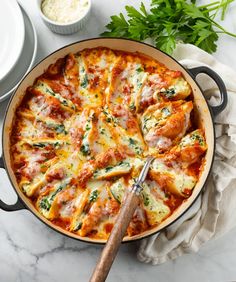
[{"xmin": 1, "ymin": 0, "xmax": 236, "ymax": 281}]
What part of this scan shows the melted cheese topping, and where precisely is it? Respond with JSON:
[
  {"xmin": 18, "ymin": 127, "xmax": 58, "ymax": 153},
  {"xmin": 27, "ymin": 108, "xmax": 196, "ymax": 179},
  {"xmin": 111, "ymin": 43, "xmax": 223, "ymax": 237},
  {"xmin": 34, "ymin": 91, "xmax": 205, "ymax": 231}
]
[{"xmin": 10, "ymin": 47, "xmax": 207, "ymax": 240}]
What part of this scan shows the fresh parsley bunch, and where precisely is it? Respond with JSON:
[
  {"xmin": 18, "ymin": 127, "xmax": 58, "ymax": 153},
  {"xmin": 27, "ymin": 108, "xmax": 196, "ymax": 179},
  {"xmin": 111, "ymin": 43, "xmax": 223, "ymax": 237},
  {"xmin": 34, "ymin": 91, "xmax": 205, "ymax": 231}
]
[{"xmin": 101, "ymin": 0, "xmax": 236, "ymax": 54}]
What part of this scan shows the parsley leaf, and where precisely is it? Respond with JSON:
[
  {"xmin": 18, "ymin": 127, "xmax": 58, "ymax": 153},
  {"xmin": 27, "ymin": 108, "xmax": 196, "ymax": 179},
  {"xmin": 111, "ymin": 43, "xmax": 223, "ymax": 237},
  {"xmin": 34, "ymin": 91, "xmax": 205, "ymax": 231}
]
[{"xmin": 155, "ymin": 35, "xmax": 176, "ymax": 56}]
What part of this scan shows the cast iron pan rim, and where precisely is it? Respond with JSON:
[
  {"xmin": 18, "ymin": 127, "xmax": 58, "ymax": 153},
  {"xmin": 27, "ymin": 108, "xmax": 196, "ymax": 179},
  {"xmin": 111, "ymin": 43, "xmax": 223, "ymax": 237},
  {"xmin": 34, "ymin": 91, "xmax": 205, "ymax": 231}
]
[{"xmin": 1, "ymin": 37, "xmax": 216, "ymax": 245}]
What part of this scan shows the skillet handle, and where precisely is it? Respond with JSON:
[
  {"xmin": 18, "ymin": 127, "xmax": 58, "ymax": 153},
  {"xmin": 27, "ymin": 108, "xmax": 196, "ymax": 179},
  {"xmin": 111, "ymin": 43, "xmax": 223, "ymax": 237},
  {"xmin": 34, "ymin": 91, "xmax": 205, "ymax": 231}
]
[
  {"xmin": 188, "ymin": 66, "xmax": 228, "ymax": 116},
  {"xmin": 0, "ymin": 155, "xmax": 25, "ymax": 211}
]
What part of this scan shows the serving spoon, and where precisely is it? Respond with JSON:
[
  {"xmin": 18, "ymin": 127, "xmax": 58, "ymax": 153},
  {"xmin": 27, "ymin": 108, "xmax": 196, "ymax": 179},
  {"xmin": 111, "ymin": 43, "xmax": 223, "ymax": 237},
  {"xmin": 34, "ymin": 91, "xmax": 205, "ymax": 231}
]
[{"xmin": 89, "ymin": 156, "xmax": 154, "ymax": 282}]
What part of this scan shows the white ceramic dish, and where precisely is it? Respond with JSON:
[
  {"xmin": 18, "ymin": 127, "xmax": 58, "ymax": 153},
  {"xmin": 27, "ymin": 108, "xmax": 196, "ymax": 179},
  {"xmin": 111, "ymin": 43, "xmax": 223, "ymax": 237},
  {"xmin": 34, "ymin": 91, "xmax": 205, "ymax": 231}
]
[
  {"xmin": 0, "ymin": 3, "xmax": 37, "ymax": 103},
  {"xmin": 0, "ymin": 0, "xmax": 25, "ymax": 82},
  {"xmin": 37, "ymin": 0, "xmax": 91, "ymax": 35}
]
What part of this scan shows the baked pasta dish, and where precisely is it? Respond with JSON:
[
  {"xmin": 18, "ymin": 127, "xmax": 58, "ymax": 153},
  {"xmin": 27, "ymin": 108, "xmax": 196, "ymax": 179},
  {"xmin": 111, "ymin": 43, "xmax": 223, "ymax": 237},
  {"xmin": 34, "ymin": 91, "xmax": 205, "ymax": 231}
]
[{"xmin": 10, "ymin": 47, "xmax": 207, "ymax": 239}]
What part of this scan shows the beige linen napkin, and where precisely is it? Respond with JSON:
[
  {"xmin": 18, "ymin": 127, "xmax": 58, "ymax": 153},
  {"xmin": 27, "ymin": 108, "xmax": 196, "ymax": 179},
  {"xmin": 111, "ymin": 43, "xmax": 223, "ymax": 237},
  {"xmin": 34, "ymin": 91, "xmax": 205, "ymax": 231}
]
[{"xmin": 137, "ymin": 43, "xmax": 236, "ymax": 265}]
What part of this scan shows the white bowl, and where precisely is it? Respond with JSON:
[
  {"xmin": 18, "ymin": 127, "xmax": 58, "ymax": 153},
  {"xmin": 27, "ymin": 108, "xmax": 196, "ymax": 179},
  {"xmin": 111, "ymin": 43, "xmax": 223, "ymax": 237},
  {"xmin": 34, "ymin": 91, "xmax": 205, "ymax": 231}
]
[{"xmin": 37, "ymin": 0, "xmax": 91, "ymax": 35}]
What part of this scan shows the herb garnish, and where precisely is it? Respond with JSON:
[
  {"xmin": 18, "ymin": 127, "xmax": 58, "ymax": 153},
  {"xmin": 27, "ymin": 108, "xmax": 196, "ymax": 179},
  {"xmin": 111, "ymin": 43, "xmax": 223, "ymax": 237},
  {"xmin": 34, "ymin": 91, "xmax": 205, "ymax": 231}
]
[
  {"xmin": 136, "ymin": 66, "xmax": 143, "ymax": 73},
  {"xmin": 105, "ymin": 166, "xmax": 114, "ymax": 172},
  {"xmin": 129, "ymin": 102, "xmax": 136, "ymax": 111},
  {"xmin": 160, "ymin": 88, "xmax": 176, "ymax": 98},
  {"xmin": 101, "ymin": 0, "xmax": 236, "ymax": 54},
  {"xmin": 80, "ymin": 143, "xmax": 90, "ymax": 156},
  {"xmin": 142, "ymin": 193, "xmax": 150, "ymax": 206},
  {"xmin": 39, "ymin": 198, "xmax": 51, "ymax": 211},
  {"xmin": 55, "ymin": 124, "xmax": 66, "ymax": 134},
  {"xmin": 129, "ymin": 138, "xmax": 136, "ymax": 145},
  {"xmin": 191, "ymin": 132, "xmax": 205, "ymax": 146},
  {"xmin": 74, "ymin": 222, "xmax": 82, "ymax": 231},
  {"xmin": 81, "ymin": 74, "xmax": 89, "ymax": 88},
  {"xmin": 33, "ymin": 142, "xmax": 46, "ymax": 148},
  {"xmin": 89, "ymin": 190, "xmax": 99, "ymax": 203}
]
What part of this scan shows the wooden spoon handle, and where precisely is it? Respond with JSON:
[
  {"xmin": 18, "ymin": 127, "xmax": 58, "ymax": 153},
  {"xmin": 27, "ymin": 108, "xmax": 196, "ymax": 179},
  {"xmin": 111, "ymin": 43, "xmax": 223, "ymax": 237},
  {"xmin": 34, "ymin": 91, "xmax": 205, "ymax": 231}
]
[{"xmin": 89, "ymin": 191, "xmax": 140, "ymax": 282}]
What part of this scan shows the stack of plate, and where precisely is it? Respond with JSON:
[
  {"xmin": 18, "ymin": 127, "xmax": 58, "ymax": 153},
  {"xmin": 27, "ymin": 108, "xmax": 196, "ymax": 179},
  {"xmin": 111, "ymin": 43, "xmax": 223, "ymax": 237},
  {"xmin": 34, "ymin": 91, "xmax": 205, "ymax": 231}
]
[{"xmin": 0, "ymin": 0, "xmax": 37, "ymax": 102}]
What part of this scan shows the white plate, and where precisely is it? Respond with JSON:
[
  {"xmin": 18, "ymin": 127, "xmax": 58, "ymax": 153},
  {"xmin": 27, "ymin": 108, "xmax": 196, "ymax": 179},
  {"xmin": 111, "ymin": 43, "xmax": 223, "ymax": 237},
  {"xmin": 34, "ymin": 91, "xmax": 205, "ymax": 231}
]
[
  {"xmin": 0, "ymin": 0, "xmax": 25, "ymax": 81},
  {"xmin": 0, "ymin": 3, "xmax": 37, "ymax": 103}
]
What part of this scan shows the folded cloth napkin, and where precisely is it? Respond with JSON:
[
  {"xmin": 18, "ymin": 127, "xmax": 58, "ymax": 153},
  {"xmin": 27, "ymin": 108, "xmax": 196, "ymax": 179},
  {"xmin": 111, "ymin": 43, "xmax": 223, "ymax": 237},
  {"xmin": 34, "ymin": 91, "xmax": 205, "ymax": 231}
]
[{"xmin": 137, "ymin": 43, "xmax": 236, "ymax": 265}]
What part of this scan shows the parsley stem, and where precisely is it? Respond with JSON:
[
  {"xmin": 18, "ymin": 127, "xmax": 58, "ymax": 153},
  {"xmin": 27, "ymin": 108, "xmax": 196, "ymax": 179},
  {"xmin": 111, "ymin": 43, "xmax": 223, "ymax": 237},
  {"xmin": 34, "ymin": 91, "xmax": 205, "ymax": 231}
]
[
  {"xmin": 221, "ymin": 0, "xmax": 232, "ymax": 20},
  {"xmin": 211, "ymin": 1, "xmax": 223, "ymax": 20},
  {"xmin": 199, "ymin": 1, "xmax": 220, "ymax": 10},
  {"xmin": 204, "ymin": 0, "xmax": 234, "ymax": 14},
  {"xmin": 211, "ymin": 19, "xmax": 236, "ymax": 38}
]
